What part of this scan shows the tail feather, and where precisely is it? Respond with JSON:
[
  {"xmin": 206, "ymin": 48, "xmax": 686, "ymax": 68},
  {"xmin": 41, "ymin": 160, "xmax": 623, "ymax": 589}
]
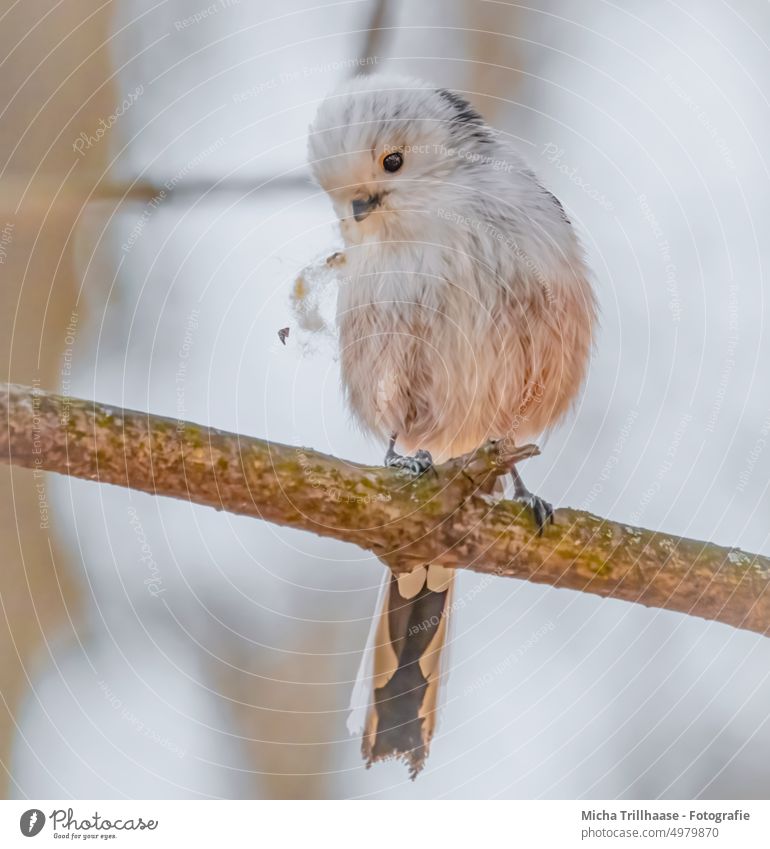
[{"xmin": 362, "ymin": 564, "xmax": 454, "ymax": 778}]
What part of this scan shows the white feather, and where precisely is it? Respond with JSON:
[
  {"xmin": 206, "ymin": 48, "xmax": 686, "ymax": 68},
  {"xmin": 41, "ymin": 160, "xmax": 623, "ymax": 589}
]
[{"xmin": 346, "ymin": 571, "xmax": 389, "ymax": 735}]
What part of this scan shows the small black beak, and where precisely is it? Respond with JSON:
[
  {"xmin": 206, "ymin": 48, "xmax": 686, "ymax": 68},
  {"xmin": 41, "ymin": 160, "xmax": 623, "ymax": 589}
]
[{"xmin": 351, "ymin": 194, "xmax": 380, "ymax": 222}]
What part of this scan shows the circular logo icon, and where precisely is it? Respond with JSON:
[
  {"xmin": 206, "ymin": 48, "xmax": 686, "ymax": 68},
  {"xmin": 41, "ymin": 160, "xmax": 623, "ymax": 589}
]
[{"xmin": 20, "ymin": 809, "xmax": 46, "ymax": 837}]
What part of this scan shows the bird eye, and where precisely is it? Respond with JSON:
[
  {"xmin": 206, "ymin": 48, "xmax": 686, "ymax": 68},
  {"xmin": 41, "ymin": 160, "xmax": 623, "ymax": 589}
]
[{"xmin": 382, "ymin": 151, "xmax": 403, "ymax": 173}]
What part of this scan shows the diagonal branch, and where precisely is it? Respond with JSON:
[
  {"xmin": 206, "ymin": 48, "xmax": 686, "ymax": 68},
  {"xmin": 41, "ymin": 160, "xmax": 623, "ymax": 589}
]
[{"xmin": 2, "ymin": 382, "xmax": 769, "ymax": 636}]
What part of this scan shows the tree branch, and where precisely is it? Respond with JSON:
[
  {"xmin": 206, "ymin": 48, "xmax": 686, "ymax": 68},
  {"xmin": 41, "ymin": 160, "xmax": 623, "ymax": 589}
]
[{"xmin": 3, "ymin": 382, "xmax": 768, "ymax": 635}]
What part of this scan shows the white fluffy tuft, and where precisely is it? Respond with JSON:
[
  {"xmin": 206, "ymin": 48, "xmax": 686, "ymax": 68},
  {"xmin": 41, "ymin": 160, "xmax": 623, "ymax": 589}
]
[{"xmin": 308, "ymin": 74, "xmax": 597, "ymax": 460}]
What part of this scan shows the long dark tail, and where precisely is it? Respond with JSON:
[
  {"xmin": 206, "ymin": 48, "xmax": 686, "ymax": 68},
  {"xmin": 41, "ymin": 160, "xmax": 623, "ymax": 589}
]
[{"xmin": 362, "ymin": 564, "xmax": 454, "ymax": 779}]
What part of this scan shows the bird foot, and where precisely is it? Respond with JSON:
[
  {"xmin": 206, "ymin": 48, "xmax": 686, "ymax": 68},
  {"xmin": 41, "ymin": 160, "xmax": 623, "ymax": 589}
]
[
  {"xmin": 513, "ymin": 490, "xmax": 554, "ymax": 535},
  {"xmin": 385, "ymin": 441, "xmax": 433, "ymax": 476}
]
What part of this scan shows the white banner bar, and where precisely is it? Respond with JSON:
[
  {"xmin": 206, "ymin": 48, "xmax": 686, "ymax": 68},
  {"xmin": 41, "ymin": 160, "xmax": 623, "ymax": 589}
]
[{"xmin": 1, "ymin": 799, "xmax": 767, "ymax": 847}]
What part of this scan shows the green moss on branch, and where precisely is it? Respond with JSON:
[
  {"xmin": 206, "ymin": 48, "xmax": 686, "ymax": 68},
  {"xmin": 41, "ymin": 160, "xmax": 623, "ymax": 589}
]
[{"xmin": 2, "ymin": 382, "xmax": 769, "ymax": 636}]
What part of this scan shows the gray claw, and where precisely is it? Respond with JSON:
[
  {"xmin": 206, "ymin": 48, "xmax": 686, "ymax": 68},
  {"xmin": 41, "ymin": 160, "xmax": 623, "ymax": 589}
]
[
  {"xmin": 385, "ymin": 448, "xmax": 433, "ymax": 476},
  {"xmin": 514, "ymin": 492, "xmax": 554, "ymax": 535}
]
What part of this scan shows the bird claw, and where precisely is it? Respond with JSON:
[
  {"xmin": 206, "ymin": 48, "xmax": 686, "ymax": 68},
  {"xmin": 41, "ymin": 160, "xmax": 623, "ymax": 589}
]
[
  {"xmin": 513, "ymin": 491, "xmax": 554, "ymax": 535},
  {"xmin": 385, "ymin": 448, "xmax": 434, "ymax": 476}
]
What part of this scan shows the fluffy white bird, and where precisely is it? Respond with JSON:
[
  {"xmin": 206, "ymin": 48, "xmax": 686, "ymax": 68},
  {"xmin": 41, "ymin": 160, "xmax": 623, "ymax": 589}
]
[{"xmin": 308, "ymin": 75, "xmax": 596, "ymax": 777}]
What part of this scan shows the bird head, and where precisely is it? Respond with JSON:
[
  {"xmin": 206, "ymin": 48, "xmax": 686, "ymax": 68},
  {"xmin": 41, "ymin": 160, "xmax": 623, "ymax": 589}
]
[{"xmin": 308, "ymin": 75, "xmax": 494, "ymax": 246}]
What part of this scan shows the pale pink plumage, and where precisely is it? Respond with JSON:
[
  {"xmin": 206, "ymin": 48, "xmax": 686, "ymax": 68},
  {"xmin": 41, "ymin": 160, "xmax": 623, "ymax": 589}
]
[{"xmin": 308, "ymin": 75, "xmax": 596, "ymax": 776}]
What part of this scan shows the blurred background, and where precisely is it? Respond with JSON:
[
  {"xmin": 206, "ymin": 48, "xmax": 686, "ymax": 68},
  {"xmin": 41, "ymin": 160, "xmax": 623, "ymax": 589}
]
[{"xmin": 1, "ymin": 0, "xmax": 769, "ymax": 799}]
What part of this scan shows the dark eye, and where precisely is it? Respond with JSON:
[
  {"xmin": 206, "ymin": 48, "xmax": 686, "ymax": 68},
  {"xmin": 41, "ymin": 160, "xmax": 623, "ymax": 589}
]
[{"xmin": 382, "ymin": 151, "xmax": 403, "ymax": 173}]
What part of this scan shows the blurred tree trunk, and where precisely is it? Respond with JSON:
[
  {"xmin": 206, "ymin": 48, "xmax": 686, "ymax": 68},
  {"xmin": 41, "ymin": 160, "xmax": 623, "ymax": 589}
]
[
  {"xmin": 464, "ymin": 0, "xmax": 523, "ymax": 122},
  {"xmin": 217, "ymin": 641, "xmax": 347, "ymax": 799},
  {"xmin": 0, "ymin": 0, "xmax": 115, "ymax": 794}
]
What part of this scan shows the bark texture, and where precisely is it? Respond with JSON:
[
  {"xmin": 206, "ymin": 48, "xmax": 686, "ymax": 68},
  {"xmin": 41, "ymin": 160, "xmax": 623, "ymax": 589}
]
[{"xmin": 3, "ymin": 382, "xmax": 769, "ymax": 637}]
